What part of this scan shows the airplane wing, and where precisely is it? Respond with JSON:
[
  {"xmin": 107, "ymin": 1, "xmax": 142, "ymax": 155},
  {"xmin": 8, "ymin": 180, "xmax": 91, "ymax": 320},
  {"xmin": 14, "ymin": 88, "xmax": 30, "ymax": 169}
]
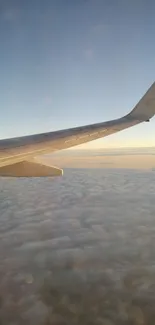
[{"xmin": 0, "ymin": 82, "xmax": 155, "ymax": 177}]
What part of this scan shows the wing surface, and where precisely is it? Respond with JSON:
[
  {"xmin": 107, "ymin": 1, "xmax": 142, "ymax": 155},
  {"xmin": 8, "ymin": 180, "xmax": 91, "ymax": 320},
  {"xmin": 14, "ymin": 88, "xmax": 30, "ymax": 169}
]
[{"xmin": 0, "ymin": 82, "xmax": 155, "ymax": 170}]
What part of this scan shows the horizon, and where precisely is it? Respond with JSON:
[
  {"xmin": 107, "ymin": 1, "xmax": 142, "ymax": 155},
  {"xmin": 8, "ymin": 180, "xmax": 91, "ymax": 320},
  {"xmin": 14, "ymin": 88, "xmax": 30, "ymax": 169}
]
[
  {"xmin": 44, "ymin": 146, "xmax": 155, "ymax": 170},
  {"xmin": 51, "ymin": 146, "xmax": 155, "ymax": 154}
]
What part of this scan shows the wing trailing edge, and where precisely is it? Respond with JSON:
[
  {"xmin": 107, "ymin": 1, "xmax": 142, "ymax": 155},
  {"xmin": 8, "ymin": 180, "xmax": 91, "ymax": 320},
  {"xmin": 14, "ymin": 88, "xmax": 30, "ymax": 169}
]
[{"xmin": 0, "ymin": 159, "xmax": 63, "ymax": 177}]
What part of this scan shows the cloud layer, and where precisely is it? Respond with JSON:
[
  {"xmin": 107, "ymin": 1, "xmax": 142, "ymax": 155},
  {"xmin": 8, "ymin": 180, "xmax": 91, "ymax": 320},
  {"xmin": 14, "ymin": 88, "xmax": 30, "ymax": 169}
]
[{"xmin": 0, "ymin": 169, "xmax": 155, "ymax": 323}]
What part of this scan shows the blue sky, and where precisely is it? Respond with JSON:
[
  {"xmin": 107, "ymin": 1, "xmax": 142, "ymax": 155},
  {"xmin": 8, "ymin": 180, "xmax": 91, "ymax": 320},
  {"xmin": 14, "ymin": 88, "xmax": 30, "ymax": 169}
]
[{"xmin": 0, "ymin": 0, "xmax": 155, "ymax": 148}]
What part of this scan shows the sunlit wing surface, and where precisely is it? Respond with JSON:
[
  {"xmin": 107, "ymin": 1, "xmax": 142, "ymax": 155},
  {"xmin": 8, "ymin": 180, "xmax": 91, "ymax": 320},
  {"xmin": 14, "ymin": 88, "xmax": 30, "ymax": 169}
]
[{"xmin": 0, "ymin": 82, "xmax": 155, "ymax": 176}]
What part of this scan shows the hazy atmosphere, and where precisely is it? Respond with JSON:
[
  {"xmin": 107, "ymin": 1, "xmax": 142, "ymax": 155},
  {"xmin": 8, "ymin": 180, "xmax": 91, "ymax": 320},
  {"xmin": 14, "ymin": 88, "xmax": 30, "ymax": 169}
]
[{"xmin": 44, "ymin": 147, "xmax": 155, "ymax": 170}]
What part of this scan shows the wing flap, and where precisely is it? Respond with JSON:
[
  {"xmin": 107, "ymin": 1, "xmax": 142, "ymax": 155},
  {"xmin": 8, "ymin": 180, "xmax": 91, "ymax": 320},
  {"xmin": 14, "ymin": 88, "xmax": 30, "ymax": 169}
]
[{"xmin": 0, "ymin": 159, "xmax": 63, "ymax": 177}]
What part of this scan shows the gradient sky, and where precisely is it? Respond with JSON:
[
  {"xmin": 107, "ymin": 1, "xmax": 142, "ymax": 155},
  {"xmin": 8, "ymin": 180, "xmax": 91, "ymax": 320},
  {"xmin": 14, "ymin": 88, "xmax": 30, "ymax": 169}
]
[{"xmin": 0, "ymin": 0, "xmax": 155, "ymax": 148}]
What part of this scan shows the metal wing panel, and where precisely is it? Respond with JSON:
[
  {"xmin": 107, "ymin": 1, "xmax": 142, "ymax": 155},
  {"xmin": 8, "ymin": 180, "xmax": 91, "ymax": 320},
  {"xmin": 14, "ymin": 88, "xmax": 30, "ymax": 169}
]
[
  {"xmin": 0, "ymin": 116, "xmax": 139, "ymax": 167},
  {"xmin": 0, "ymin": 81, "xmax": 155, "ymax": 168}
]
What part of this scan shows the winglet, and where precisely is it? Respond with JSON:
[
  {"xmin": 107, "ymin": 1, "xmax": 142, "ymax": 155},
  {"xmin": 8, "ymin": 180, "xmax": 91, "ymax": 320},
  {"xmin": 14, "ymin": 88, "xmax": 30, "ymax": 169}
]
[{"xmin": 127, "ymin": 82, "xmax": 155, "ymax": 121}]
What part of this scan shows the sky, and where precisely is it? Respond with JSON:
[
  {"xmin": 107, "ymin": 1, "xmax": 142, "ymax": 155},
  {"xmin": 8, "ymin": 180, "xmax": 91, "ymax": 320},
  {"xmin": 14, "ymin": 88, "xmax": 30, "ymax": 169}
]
[{"xmin": 0, "ymin": 0, "xmax": 155, "ymax": 148}]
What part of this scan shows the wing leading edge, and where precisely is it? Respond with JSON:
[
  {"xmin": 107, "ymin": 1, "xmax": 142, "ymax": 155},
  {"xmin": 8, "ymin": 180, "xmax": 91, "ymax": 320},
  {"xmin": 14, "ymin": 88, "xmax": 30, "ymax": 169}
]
[{"xmin": 0, "ymin": 82, "xmax": 155, "ymax": 176}]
